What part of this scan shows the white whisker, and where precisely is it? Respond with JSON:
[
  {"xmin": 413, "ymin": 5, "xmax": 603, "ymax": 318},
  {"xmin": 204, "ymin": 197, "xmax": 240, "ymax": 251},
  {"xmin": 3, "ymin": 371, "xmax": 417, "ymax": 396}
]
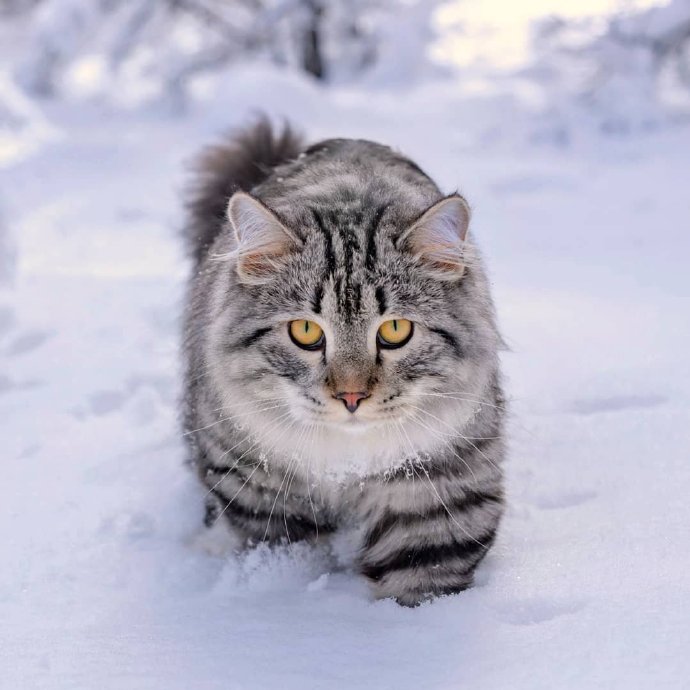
[
  {"xmin": 264, "ymin": 455, "xmax": 295, "ymax": 542},
  {"xmin": 305, "ymin": 423, "xmax": 319, "ymax": 538},
  {"xmin": 183, "ymin": 402, "xmax": 289, "ymax": 436},
  {"xmin": 417, "ymin": 392, "xmax": 507, "ymax": 412},
  {"xmin": 392, "ymin": 420, "xmax": 487, "ymax": 546},
  {"xmin": 413, "ymin": 462, "xmax": 488, "ymax": 548},
  {"xmin": 405, "ymin": 411, "xmax": 478, "ymax": 484},
  {"xmin": 407, "ymin": 404, "xmax": 501, "ymax": 475},
  {"xmin": 205, "ymin": 410, "xmax": 294, "ymax": 498}
]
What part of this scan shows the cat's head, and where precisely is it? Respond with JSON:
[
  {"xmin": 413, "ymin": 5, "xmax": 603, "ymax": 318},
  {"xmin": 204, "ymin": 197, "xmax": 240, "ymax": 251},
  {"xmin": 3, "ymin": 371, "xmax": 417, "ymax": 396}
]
[{"xmin": 206, "ymin": 185, "xmax": 499, "ymax": 477}]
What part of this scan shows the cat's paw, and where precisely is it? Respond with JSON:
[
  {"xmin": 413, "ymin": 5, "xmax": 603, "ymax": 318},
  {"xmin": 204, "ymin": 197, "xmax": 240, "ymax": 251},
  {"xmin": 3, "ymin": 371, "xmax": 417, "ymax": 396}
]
[{"xmin": 367, "ymin": 569, "xmax": 473, "ymax": 607}]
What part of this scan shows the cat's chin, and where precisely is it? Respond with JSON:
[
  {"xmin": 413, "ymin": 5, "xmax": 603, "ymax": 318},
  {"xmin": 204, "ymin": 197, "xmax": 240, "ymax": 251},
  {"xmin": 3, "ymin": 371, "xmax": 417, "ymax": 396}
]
[
  {"xmin": 321, "ymin": 416, "xmax": 383, "ymax": 434},
  {"xmin": 338, "ymin": 419, "xmax": 374, "ymax": 435}
]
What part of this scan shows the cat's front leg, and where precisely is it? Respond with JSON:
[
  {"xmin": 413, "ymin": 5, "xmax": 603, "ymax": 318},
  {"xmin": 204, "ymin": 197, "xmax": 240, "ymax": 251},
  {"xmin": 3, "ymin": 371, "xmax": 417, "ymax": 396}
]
[
  {"xmin": 356, "ymin": 466, "xmax": 504, "ymax": 606},
  {"xmin": 201, "ymin": 461, "xmax": 334, "ymax": 546}
]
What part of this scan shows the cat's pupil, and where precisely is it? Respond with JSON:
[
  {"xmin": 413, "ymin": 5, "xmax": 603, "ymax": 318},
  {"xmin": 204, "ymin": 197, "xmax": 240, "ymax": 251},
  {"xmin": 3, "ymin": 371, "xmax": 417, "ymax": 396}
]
[{"xmin": 392, "ymin": 320, "xmax": 398, "ymax": 331}]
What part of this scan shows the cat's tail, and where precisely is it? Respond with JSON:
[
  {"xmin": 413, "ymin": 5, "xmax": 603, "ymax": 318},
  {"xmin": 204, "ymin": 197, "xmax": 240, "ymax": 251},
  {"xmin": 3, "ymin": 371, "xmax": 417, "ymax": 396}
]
[{"xmin": 184, "ymin": 116, "xmax": 305, "ymax": 263}]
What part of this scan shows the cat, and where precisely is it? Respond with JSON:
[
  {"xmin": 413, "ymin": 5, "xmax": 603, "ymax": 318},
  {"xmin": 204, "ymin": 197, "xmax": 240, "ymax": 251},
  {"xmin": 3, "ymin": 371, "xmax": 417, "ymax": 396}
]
[{"xmin": 182, "ymin": 118, "xmax": 505, "ymax": 606}]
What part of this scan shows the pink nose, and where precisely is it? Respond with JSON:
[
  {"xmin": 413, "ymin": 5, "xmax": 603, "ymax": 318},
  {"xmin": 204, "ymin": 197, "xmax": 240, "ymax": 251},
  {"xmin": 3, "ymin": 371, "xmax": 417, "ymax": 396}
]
[{"xmin": 335, "ymin": 391, "xmax": 369, "ymax": 413}]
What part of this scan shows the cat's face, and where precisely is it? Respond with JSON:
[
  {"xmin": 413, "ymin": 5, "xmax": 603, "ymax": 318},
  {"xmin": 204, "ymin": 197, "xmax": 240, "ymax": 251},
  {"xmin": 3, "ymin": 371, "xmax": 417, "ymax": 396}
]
[
  {"xmin": 283, "ymin": 311, "xmax": 417, "ymax": 431},
  {"xmin": 207, "ymin": 192, "xmax": 498, "ymax": 477}
]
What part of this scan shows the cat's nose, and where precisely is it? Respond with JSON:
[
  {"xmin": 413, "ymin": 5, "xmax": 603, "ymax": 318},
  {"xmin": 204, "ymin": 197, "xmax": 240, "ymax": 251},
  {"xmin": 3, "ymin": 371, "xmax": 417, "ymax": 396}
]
[{"xmin": 335, "ymin": 391, "xmax": 370, "ymax": 413}]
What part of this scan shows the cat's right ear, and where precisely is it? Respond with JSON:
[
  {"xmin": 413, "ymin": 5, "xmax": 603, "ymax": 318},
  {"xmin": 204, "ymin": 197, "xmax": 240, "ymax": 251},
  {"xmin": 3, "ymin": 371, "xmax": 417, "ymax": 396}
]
[
  {"xmin": 227, "ymin": 192, "xmax": 300, "ymax": 284},
  {"xmin": 396, "ymin": 194, "xmax": 471, "ymax": 281}
]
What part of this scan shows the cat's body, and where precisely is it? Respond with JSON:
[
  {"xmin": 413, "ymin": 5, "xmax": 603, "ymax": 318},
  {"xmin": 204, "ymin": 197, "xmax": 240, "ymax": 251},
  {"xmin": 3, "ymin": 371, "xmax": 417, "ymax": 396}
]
[{"xmin": 183, "ymin": 119, "xmax": 505, "ymax": 605}]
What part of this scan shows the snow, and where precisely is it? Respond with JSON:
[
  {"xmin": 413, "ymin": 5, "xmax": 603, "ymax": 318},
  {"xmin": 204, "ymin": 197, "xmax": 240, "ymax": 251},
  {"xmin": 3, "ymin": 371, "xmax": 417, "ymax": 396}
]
[{"xmin": 1, "ymin": 65, "xmax": 689, "ymax": 689}]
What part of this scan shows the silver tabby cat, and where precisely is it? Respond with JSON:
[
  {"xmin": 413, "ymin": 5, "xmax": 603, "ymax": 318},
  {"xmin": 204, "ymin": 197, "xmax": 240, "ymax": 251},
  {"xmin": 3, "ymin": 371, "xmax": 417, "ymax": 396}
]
[{"xmin": 182, "ymin": 119, "xmax": 505, "ymax": 606}]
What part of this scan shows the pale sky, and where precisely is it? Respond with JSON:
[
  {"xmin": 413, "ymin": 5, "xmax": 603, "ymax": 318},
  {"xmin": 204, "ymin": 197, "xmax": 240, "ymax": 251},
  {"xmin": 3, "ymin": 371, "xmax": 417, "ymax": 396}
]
[{"xmin": 432, "ymin": 0, "xmax": 667, "ymax": 70}]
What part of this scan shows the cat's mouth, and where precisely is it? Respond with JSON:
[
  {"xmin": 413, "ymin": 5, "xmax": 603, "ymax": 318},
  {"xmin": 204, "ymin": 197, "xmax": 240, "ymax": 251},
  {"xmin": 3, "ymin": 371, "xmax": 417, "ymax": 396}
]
[
  {"xmin": 319, "ymin": 412, "xmax": 394, "ymax": 434},
  {"xmin": 339, "ymin": 415, "xmax": 375, "ymax": 433},
  {"xmin": 293, "ymin": 396, "xmax": 406, "ymax": 432}
]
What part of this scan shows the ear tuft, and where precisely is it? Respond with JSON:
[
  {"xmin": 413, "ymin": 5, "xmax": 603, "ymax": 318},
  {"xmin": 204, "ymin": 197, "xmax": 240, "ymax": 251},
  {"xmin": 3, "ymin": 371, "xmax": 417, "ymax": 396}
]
[
  {"xmin": 397, "ymin": 195, "xmax": 471, "ymax": 280},
  {"xmin": 227, "ymin": 192, "xmax": 299, "ymax": 284}
]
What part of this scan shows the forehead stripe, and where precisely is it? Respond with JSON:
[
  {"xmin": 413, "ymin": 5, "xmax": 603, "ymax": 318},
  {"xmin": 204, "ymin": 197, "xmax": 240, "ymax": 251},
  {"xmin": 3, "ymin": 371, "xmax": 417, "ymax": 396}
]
[
  {"xmin": 375, "ymin": 285, "xmax": 387, "ymax": 315},
  {"xmin": 312, "ymin": 282, "xmax": 324, "ymax": 314},
  {"xmin": 352, "ymin": 282, "xmax": 362, "ymax": 313},
  {"xmin": 365, "ymin": 204, "xmax": 388, "ymax": 271},
  {"xmin": 311, "ymin": 208, "xmax": 336, "ymax": 275}
]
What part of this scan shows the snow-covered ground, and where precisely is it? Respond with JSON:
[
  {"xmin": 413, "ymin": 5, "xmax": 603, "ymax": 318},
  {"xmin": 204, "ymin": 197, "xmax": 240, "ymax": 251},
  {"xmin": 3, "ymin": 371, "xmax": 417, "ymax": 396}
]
[{"xmin": 1, "ymin": 67, "xmax": 689, "ymax": 689}]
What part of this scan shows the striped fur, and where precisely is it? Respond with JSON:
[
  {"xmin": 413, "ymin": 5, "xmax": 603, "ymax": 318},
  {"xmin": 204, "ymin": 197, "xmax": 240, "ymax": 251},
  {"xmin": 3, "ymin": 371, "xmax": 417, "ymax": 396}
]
[{"xmin": 182, "ymin": 119, "xmax": 506, "ymax": 605}]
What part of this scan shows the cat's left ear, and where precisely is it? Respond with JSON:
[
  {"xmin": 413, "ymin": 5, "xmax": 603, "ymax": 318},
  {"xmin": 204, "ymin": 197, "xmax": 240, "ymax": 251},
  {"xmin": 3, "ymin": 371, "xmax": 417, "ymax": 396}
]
[
  {"xmin": 227, "ymin": 191, "xmax": 301, "ymax": 284},
  {"xmin": 397, "ymin": 194, "xmax": 471, "ymax": 280}
]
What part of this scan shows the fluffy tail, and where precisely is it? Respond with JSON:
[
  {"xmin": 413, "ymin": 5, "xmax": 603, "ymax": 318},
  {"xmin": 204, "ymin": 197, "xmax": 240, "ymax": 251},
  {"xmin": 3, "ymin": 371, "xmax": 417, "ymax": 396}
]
[{"xmin": 184, "ymin": 117, "xmax": 305, "ymax": 263}]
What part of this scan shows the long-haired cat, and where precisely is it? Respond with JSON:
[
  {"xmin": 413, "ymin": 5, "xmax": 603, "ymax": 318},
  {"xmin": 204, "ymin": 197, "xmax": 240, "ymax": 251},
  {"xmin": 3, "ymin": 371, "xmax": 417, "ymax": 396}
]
[{"xmin": 182, "ymin": 118, "xmax": 505, "ymax": 606}]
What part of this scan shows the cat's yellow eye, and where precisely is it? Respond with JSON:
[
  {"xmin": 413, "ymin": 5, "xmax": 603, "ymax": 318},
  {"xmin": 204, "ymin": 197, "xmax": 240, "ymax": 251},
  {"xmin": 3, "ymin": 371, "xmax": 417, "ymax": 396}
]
[
  {"xmin": 377, "ymin": 319, "xmax": 413, "ymax": 348},
  {"xmin": 289, "ymin": 320, "xmax": 324, "ymax": 349}
]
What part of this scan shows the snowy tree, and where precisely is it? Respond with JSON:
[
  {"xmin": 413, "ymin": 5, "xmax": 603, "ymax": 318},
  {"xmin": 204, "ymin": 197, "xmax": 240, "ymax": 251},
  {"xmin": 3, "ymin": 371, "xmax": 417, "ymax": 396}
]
[
  {"xmin": 3, "ymin": 0, "xmax": 428, "ymax": 107},
  {"xmin": 527, "ymin": 0, "xmax": 690, "ymax": 132}
]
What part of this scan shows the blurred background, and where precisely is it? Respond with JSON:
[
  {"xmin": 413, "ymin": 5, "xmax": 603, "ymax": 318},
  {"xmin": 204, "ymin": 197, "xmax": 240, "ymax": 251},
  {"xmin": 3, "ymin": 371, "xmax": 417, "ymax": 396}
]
[
  {"xmin": 1, "ymin": 0, "xmax": 690, "ymax": 276},
  {"xmin": 2, "ymin": 0, "xmax": 690, "ymax": 152},
  {"xmin": 1, "ymin": 2, "xmax": 689, "ymax": 689}
]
